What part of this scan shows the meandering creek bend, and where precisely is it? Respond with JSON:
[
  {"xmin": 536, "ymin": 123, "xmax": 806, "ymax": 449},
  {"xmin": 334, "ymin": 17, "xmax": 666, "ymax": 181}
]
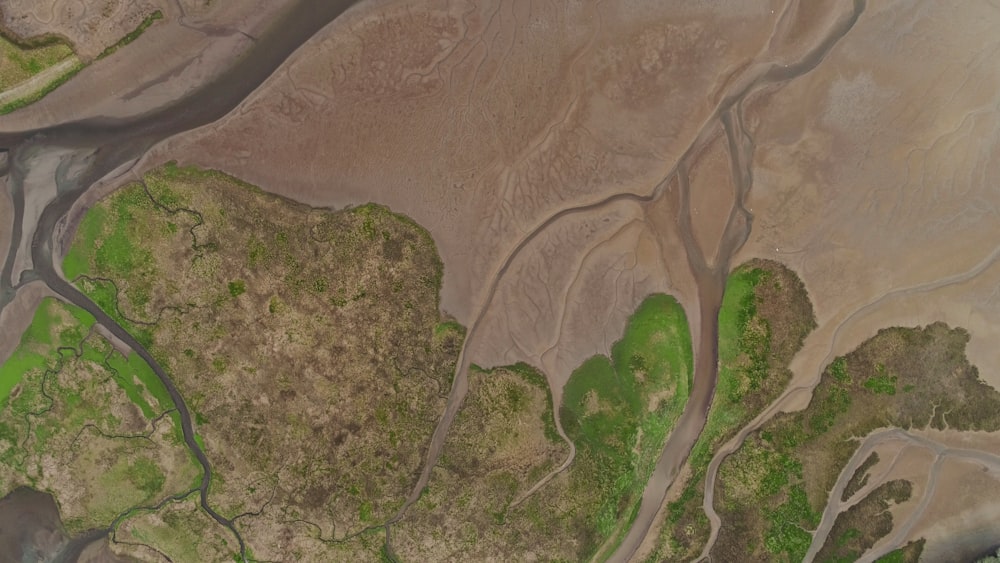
[
  {"xmin": 0, "ymin": 1, "xmax": 868, "ymax": 561},
  {"xmin": 0, "ymin": 1, "xmax": 359, "ymax": 559}
]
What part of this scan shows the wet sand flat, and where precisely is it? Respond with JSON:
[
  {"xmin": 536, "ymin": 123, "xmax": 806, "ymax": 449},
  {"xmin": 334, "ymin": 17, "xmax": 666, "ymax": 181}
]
[{"xmin": 0, "ymin": 488, "xmax": 67, "ymax": 562}]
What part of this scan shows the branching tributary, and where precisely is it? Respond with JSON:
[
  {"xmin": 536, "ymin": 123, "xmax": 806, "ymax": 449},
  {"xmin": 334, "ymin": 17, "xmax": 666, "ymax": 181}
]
[
  {"xmin": 0, "ymin": 1, "xmax": 360, "ymax": 560},
  {"xmin": 0, "ymin": 0, "xmax": 867, "ymax": 560},
  {"xmin": 383, "ymin": 0, "xmax": 869, "ymax": 560},
  {"xmin": 386, "ymin": 1, "xmax": 867, "ymax": 560}
]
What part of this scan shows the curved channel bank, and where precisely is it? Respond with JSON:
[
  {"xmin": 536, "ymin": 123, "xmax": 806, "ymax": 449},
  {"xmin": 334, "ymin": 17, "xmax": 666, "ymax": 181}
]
[
  {"xmin": 0, "ymin": 1, "xmax": 362, "ymax": 560},
  {"xmin": 610, "ymin": 2, "xmax": 867, "ymax": 561}
]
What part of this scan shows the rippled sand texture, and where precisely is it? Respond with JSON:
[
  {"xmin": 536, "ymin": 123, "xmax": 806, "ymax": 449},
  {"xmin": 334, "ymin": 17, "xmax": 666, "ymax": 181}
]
[{"xmin": 33, "ymin": 0, "xmax": 1000, "ymax": 559}]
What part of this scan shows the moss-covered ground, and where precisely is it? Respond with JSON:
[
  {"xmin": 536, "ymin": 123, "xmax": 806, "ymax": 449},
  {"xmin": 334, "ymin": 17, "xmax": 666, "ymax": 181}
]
[
  {"xmin": 712, "ymin": 323, "xmax": 1000, "ymax": 562},
  {"xmin": 0, "ymin": 298, "xmax": 199, "ymax": 534},
  {"xmin": 645, "ymin": 259, "xmax": 816, "ymax": 561},
  {"xmin": 396, "ymin": 293, "xmax": 693, "ymax": 561},
  {"xmin": 0, "ymin": 11, "xmax": 162, "ymax": 114},
  {"xmin": 63, "ymin": 162, "xmax": 463, "ymax": 559}
]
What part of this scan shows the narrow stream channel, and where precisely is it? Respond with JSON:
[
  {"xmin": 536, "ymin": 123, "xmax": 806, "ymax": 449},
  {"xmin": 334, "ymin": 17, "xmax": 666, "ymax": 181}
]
[
  {"xmin": 612, "ymin": 2, "xmax": 866, "ymax": 560},
  {"xmin": 0, "ymin": 1, "xmax": 361, "ymax": 560},
  {"xmin": 0, "ymin": 1, "xmax": 868, "ymax": 561}
]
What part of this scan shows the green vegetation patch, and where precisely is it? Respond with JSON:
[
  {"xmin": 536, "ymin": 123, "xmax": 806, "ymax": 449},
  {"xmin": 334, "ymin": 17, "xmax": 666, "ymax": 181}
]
[
  {"xmin": 104, "ymin": 346, "xmax": 175, "ymax": 423},
  {"xmin": 647, "ymin": 259, "xmax": 816, "ymax": 562},
  {"xmin": 396, "ymin": 296, "xmax": 693, "ymax": 562},
  {"xmin": 0, "ymin": 298, "xmax": 95, "ymax": 404},
  {"xmin": 816, "ymin": 479, "xmax": 913, "ymax": 562},
  {"xmin": 555, "ymin": 293, "xmax": 692, "ymax": 560},
  {"xmin": 713, "ymin": 323, "xmax": 1000, "ymax": 562},
  {"xmin": 0, "ymin": 298, "xmax": 199, "ymax": 532},
  {"xmin": 227, "ymin": 280, "xmax": 246, "ymax": 297},
  {"xmin": 97, "ymin": 10, "xmax": 164, "ymax": 60},
  {"xmin": 0, "ymin": 58, "xmax": 84, "ymax": 115},
  {"xmin": 65, "ymin": 163, "xmax": 464, "ymax": 558},
  {"xmin": 0, "ymin": 34, "xmax": 73, "ymax": 90},
  {"xmin": 874, "ymin": 541, "xmax": 923, "ymax": 563}
]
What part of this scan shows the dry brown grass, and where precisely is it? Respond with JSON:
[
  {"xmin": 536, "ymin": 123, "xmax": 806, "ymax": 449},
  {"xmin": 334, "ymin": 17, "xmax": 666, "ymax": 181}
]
[
  {"xmin": 841, "ymin": 451, "xmax": 879, "ymax": 503},
  {"xmin": 393, "ymin": 364, "xmax": 569, "ymax": 561},
  {"xmin": 647, "ymin": 259, "xmax": 816, "ymax": 562},
  {"xmin": 0, "ymin": 298, "xmax": 199, "ymax": 535},
  {"xmin": 64, "ymin": 162, "xmax": 463, "ymax": 558},
  {"xmin": 815, "ymin": 479, "xmax": 912, "ymax": 562},
  {"xmin": 713, "ymin": 323, "xmax": 1000, "ymax": 561}
]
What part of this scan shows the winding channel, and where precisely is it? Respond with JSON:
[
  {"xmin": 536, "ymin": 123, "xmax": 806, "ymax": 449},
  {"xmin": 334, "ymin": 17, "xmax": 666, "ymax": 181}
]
[
  {"xmin": 804, "ymin": 428, "xmax": 1000, "ymax": 563},
  {"xmin": 0, "ymin": 1, "xmax": 360, "ymax": 559},
  {"xmin": 390, "ymin": 10, "xmax": 868, "ymax": 559},
  {"xmin": 0, "ymin": 1, "xmax": 870, "ymax": 561},
  {"xmin": 613, "ymin": 2, "xmax": 867, "ymax": 561}
]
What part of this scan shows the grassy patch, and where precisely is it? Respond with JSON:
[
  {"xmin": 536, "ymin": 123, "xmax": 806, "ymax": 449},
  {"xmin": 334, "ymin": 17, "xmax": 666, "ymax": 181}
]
[
  {"xmin": 97, "ymin": 10, "xmax": 164, "ymax": 60},
  {"xmin": 0, "ymin": 34, "xmax": 73, "ymax": 90},
  {"xmin": 559, "ymin": 293, "xmax": 693, "ymax": 559},
  {"xmin": 0, "ymin": 298, "xmax": 95, "ymax": 404},
  {"xmin": 395, "ymin": 295, "xmax": 692, "ymax": 562},
  {"xmin": 0, "ymin": 299, "xmax": 199, "ymax": 531},
  {"xmin": 228, "ymin": 280, "xmax": 246, "ymax": 298},
  {"xmin": 874, "ymin": 539, "xmax": 925, "ymax": 563},
  {"xmin": 863, "ymin": 364, "xmax": 897, "ymax": 395},
  {"xmin": 649, "ymin": 259, "xmax": 816, "ymax": 561},
  {"xmin": 714, "ymin": 323, "xmax": 1000, "ymax": 561},
  {"xmin": 0, "ymin": 58, "xmax": 84, "ymax": 115}
]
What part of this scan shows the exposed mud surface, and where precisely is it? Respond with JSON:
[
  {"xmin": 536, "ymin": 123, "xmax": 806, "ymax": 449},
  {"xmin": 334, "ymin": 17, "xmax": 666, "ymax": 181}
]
[
  {"xmin": 0, "ymin": 487, "xmax": 113, "ymax": 563},
  {"xmin": 2, "ymin": 0, "xmax": 1000, "ymax": 561}
]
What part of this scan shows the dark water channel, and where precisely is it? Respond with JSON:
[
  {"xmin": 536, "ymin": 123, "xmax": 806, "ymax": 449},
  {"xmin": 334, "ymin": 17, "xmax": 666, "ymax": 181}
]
[{"xmin": 0, "ymin": 1, "xmax": 360, "ymax": 561}]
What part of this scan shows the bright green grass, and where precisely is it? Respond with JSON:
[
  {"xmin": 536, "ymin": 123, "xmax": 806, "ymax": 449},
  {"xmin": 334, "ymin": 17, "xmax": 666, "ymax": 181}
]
[
  {"xmin": 717, "ymin": 269, "xmax": 759, "ymax": 363},
  {"xmin": 649, "ymin": 261, "xmax": 822, "ymax": 562},
  {"xmin": 647, "ymin": 267, "xmax": 768, "ymax": 562},
  {"xmin": 686, "ymin": 267, "xmax": 766, "ymax": 469},
  {"xmin": 64, "ymin": 189, "xmax": 159, "ymax": 349},
  {"xmin": 0, "ymin": 298, "xmax": 173, "ymax": 426},
  {"xmin": 0, "ymin": 35, "xmax": 73, "ymax": 90},
  {"xmin": 0, "ymin": 348, "xmax": 47, "ymax": 405},
  {"xmin": 63, "ymin": 205, "xmax": 108, "ymax": 279},
  {"xmin": 64, "ymin": 179, "xmax": 156, "ymax": 282},
  {"xmin": 716, "ymin": 268, "xmax": 761, "ymax": 400},
  {"xmin": 106, "ymin": 350, "xmax": 167, "ymax": 418},
  {"xmin": 560, "ymin": 293, "xmax": 692, "ymax": 559},
  {"xmin": 0, "ymin": 298, "xmax": 96, "ymax": 403}
]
